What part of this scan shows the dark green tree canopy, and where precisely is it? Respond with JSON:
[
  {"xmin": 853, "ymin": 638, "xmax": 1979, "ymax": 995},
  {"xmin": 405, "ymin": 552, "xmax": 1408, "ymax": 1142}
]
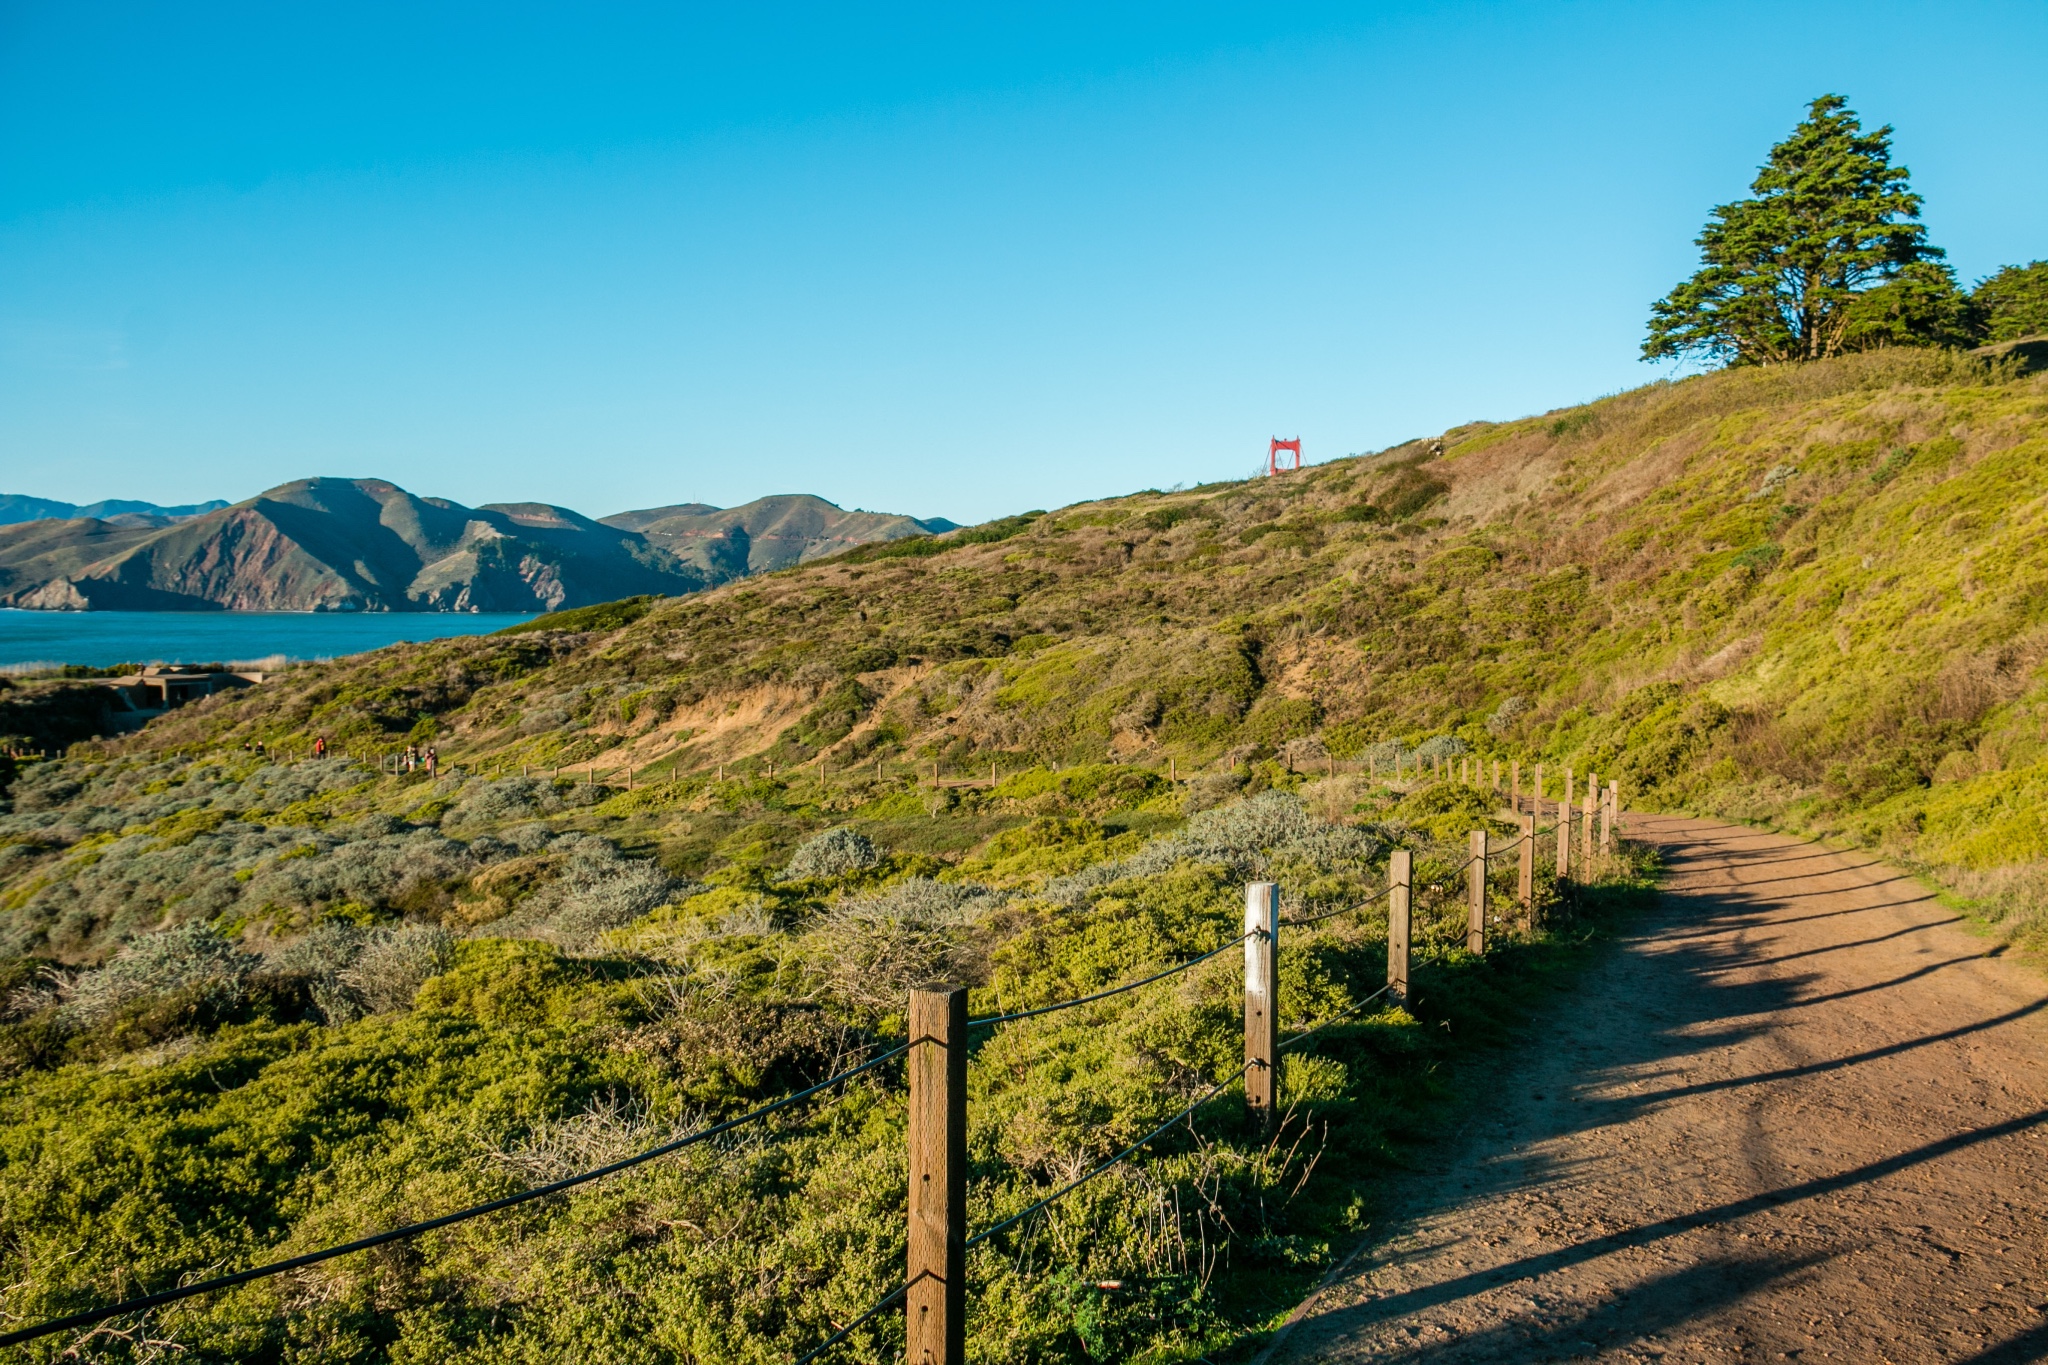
[
  {"xmin": 1842, "ymin": 260, "xmax": 1980, "ymax": 353},
  {"xmin": 1645, "ymin": 96, "xmax": 1945, "ymax": 367},
  {"xmin": 1972, "ymin": 261, "xmax": 2048, "ymax": 342}
]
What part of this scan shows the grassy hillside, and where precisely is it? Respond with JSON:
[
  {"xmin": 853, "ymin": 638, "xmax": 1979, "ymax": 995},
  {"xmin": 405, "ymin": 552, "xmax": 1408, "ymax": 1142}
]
[
  {"xmin": 0, "ymin": 344, "xmax": 2043, "ymax": 1361},
  {"xmin": 108, "ymin": 345, "xmax": 2048, "ymax": 949},
  {"xmin": 0, "ymin": 747, "xmax": 1653, "ymax": 1362}
]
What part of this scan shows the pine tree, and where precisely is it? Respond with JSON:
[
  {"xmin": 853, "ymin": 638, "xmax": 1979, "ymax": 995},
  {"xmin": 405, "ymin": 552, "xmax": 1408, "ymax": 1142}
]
[
  {"xmin": 1645, "ymin": 96, "xmax": 1942, "ymax": 366},
  {"xmin": 1841, "ymin": 261, "xmax": 1981, "ymax": 353},
  {"xmin": 1972, "ymin": 262, "xmax": 2048, "ymax": 343}
]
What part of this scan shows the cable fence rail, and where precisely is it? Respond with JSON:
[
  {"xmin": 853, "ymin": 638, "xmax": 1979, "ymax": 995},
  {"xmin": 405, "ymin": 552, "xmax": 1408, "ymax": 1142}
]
[
  {"xmin": 1282, "ymin": 982, "xmax": 1399, "ymax": 1054},
  {"xmin": 1280, "ymin": 881, "xmax": 1397, "ymax": 927},
  {"xmin": 0, "ymin": 1041, "xmax": 914, "ymax": 1349},
  {"xmin": 964, "ymin": 1060, "xmax": 1258, "ymax": 1254},
  {"xmin": 1, "ymin": 764, "xmax": 1629, "ymax": 1362},
  {"xmin": 790, "ymin": 1285, "xmax": 910, "ymax": 1365},
  {"xmin": 967, "ymin": 931, "xmax": 1254, "ymax": 1028}
]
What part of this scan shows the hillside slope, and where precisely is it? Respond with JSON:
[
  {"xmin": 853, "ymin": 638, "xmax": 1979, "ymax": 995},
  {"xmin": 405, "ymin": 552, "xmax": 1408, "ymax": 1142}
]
[
  {"xmin": 122, "ymin": 347, "xmax": 2048, "ymax": 944},
  {"xmin": 601, "ymin": 493, "xmax": 952, "ymax": 576}
]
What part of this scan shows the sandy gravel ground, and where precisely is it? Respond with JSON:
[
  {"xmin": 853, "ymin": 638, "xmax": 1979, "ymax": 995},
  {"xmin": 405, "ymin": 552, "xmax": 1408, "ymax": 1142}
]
[{"xmin": 1268, "ymin": 814, "xmax": 2048, "ymax": 1365}]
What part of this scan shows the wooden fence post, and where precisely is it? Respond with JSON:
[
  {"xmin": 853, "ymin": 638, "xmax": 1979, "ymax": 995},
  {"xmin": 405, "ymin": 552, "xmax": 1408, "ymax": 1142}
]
[
  {"xmin": 1556, "ymin": 794, "xmax": 1572, "ymax": 882},
  {"xmin": 1602, "ymin": 780, "xmax": 1617, "ymax": 853},
  {"xmin": 1581, "ymin": 772, "xmax": 1595, "ymax": 864},
  {"xmin": 1243, "ymin": 883, "xmax": 1279, "ymax": 1128},
  {"xmin": 1518, "ymin": 811, "xmax": 1535, "ymax": 914},
  {"xmin": 907, "ymin": 986, "xmax": 967, "ymax": 1365},
  {"xmin": 1511, "ymin": 760, "xmax": 1521, "ymax": 809},
  {"xmin": 1467, "ymin": 829, "xmax": 1487, "ymax": 955},
  {"xmin": 1387, "ymin": 851, "xmax": 1412, "ymax": 1006},
  {"xmin": 1533, "ymin": 763, "xmax": 1544, "ymax": 812}
]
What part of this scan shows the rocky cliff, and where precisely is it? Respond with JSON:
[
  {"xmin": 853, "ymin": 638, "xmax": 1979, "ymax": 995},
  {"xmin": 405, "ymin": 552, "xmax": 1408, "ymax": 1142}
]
[
  {"xmin": 0, "ymin": 482, "xmax": 950, "ymax": 613},
  {"xmin": 0, "ymin": 479, "xmax": 713, "ymax": 612}
]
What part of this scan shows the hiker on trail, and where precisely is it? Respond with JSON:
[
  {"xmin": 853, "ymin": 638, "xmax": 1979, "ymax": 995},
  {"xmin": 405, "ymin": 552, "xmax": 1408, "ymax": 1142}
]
[
  {"xmin": 425, "ymin": 746, "xmax": 438, "ymax": 776},
  {"xmin": 314, "ymin": 736, "xmax": 327, "ymax": 759},
  {"xmin": 404, "ymin": 744, "xmax": 418, "ymax": 773}
]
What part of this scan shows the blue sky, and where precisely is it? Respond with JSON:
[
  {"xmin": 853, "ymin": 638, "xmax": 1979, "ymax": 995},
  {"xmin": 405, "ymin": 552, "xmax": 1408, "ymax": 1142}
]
[{"xmin": 3, "ymin": 2, "xmax": 2044, "ymax": 525}]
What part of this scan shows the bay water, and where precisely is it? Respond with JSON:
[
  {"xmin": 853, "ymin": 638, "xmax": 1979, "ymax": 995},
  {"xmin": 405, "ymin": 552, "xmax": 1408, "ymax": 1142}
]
[{"xmin": 0, "ymin": 610, "xmax": 538, "ymax": 670}]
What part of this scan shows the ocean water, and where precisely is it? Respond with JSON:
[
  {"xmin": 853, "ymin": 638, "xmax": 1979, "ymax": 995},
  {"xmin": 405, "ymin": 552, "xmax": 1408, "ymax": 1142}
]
[{"xmin": 0, "ymin": 610, "xmax": 539, "ymax": 669}]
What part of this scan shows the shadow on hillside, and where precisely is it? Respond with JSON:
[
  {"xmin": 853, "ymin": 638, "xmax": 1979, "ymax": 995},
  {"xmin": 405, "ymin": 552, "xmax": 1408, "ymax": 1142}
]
[{"xmin": 1283, "ymin": 817, "xmax": 2048, "ymax": 1357}]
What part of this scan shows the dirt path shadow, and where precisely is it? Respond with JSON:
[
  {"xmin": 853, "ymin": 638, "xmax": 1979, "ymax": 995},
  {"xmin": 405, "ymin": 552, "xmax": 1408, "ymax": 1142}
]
[{"xmin": 1266, "ymin": 814, "xmax": 2048, "ymax": 1364}]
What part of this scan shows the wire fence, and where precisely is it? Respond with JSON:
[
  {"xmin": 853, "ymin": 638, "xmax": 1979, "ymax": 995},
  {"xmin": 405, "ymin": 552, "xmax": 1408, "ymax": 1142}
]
[
  {"xmin": 963, "ymin": 1060, "xmax": 1257, "ymax": 1253},
  {"xmin": 0, "ymin": 1040, "xmax": 911, "ymax": 1349},
  {"xmin": 968, "ymin": 932, "xmax": 1255, "ymax": 1028},
  {"xmin": 1280, "ymin": 881, "xmax": 1397, "ymax": 928},
  {"xmin": 791, "ymin": 1284, "xmax": 910, "ymax": 1365},
  {"xmin": 1282, "ymin": 982, "xmax": 1399, "ymax": 1052},
  {"xmin": 2, "ymin": 803, "xmax": 1619, "ymax": 1359}
]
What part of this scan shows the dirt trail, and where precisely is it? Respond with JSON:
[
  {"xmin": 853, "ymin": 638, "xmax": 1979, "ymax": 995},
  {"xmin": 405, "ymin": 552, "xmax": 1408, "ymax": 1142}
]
[{"xmin": 1270, "ymin": 814, "xmax": 2048, "ymax": 1364}]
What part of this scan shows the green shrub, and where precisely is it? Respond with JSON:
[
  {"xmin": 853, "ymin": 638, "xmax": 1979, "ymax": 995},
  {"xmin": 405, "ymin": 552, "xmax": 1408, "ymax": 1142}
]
[
  {"xmin": 496, "ymin": 595, "xmax": 656, "ymax": 636},
  {"xmin": 1387, "ymin": 782, "xmax": 1513, "ymax": 839},
  {"xmin": 1331, "ymin": 501, "xmax": 1386, "ymax": 523}
]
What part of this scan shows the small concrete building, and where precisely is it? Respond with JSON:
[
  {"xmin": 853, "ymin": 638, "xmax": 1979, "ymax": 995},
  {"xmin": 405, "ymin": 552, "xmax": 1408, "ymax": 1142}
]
[{"xmin": 97, "ymin": 664, "xmax": 267, "ymax": 725}]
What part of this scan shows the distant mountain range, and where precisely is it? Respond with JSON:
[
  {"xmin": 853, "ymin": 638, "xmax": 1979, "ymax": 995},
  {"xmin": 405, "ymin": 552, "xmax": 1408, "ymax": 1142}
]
[
  {"xmin": 600, "ymin": 499, "xmax": 955, "ymax": 576},
  {"xmin": 0, "ymin": 481, "xmax": 952, "ymax": 612},
  {"xmin": 0, "ymin": 494, "xmax": 230, "ymax": 528}
]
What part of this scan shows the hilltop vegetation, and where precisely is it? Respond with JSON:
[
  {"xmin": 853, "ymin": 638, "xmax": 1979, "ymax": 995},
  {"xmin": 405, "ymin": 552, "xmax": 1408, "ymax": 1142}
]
[{"xmin": 1645, "ymin": 94, "xmax": 2045, "ymax": 366}]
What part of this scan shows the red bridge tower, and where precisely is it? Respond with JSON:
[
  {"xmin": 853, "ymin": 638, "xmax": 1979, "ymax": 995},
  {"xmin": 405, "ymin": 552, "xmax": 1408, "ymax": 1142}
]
[{"xmin": 1268, "ymin": 437, "xmax": 1302, "ymax": 476}]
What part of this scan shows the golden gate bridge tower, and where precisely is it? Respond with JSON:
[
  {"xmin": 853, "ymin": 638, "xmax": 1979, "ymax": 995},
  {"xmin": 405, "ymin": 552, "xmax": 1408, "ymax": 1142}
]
[{"xmin": 1268, "ymin": 437, "xmax": 1302, "ymax": 476}]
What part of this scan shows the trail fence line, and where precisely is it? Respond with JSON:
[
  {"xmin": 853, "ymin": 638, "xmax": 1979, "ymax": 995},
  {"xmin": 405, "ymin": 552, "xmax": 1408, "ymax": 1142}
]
[
  {"xmin": 822, "ymin": 807, "xmax": 1604, "ymax": 1362},
  {"xmin": 1, "ymin": 745, "xmax": 1624, "ymax": 1359}
]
